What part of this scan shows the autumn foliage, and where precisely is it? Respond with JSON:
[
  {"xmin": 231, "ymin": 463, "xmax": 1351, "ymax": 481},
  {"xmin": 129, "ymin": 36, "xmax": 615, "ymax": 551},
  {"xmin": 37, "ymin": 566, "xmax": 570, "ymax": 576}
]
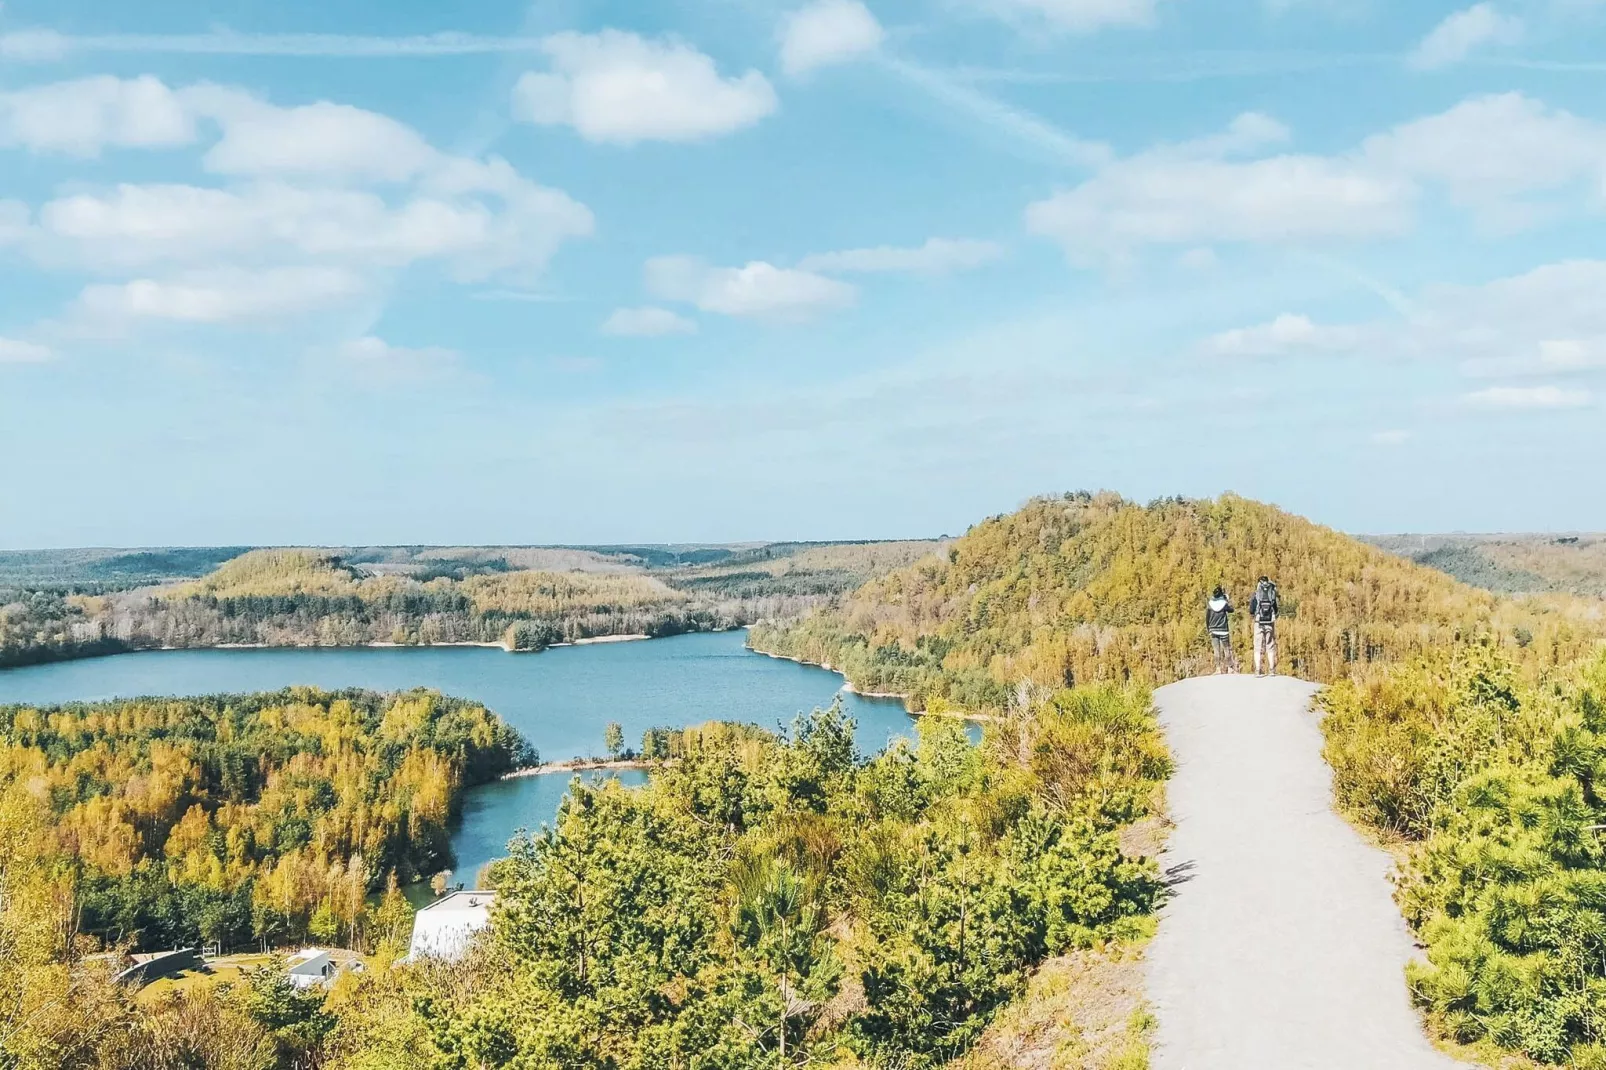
[
  {"xmin": 0, "ymin": 688, "xmax": 528, "ymax": 953},
  {"xmin": 751, "ymin": 492, "xmax": 1600, "ymax": 711}
]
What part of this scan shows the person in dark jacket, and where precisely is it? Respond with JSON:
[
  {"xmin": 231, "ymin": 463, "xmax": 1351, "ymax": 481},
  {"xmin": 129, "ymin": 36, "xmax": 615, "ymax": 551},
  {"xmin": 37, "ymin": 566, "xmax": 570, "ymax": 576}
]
[
  {"xmin": 1250, "ymin": 575, "xmax": 1280, "ymax": 676},
  {"xmin": 1206, "ymin": 585, "xmax": 1236, "ymax": 673}
]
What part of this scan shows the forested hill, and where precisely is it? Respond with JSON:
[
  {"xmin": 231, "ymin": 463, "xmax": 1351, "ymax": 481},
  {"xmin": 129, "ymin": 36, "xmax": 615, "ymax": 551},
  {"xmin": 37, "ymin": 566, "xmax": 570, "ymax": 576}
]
[
  {"xmin": 750, "ymin": 492, "xmax": 1602, "ymax": 712},
  {"xmin": 1365, "ymin": 531, "xmax": 1606, "ymax": 598},
  {"xmin": 0, "ymin": 541, "xmax": 941, "ymax": 669}
]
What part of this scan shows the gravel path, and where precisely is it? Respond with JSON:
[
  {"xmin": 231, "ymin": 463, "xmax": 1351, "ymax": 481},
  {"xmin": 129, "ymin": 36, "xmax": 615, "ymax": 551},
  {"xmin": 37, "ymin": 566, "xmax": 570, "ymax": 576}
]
[{"xmin": 1144, "ymin": 674, "xmax": 1464, "ymax": 1070}]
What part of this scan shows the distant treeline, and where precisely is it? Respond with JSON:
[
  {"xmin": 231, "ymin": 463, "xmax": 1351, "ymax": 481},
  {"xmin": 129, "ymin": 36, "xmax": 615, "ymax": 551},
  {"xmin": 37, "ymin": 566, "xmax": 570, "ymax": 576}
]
[
  {"xmin": 0, "ymin": 542, "xmax": 941, "ymax": 669},
  {"xmin": 1366, "ymin": 532, "xmax": 1606, "ymax": 599},
  {"xmin": 0, "ymin": 546, "xmax": 251, "ymax": 592}
]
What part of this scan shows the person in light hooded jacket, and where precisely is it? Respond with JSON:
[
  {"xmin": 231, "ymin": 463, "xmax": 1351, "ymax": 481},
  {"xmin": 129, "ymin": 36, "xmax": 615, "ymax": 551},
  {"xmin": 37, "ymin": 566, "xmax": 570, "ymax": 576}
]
[{"xmin": 1206, "ymin": 585, "xmax": 1236, "ymax": 674}]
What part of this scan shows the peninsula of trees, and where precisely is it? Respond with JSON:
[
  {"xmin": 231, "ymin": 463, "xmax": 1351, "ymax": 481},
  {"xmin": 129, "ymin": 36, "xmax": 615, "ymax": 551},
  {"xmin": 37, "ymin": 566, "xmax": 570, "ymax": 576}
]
[{"xmin": 1, "ymin": 688, "xmax": 530, "ymax": 955}]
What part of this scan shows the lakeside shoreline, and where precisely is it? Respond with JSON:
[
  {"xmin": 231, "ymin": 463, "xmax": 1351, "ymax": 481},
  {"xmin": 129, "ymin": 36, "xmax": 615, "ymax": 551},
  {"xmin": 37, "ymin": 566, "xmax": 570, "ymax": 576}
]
[
  {"xmin": 502, "ymin": 757, "xmax": 653, "ymax": 780},
  {"xmin": 3, "ymin": 628, "xmax": 736, "ymax": 673},
  {"xmin": 745, "ymin": 641, "xmax": 993, "ymax": 723}
]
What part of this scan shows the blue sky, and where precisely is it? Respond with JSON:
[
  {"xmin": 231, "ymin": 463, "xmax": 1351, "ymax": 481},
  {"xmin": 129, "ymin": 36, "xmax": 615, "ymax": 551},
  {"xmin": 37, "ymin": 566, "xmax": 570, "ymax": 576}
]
[{"xmin": 2, "ymin": 0, "xmax": 1605, "ymax": 547}]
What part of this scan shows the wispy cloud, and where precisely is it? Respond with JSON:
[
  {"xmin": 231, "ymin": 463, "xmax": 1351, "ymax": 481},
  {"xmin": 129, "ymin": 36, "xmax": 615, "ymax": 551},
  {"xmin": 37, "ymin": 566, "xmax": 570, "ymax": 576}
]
[
  {"xmin": 798, "ymin": 237, "xmax": 1004, "ymax": 275},
  {"xmin": 876, "ymin": 56, "xmax": 1110, "ymax": 168},
  {"xmin": 0, "ymin": 337, "xmax": 52, "ymax": 362},
  {"xmin": 1409, "ymin": 4, "xmax": 1523, "ymax": 71},
  {"xmin": 1464, "ymin": 384, "xmax": 1594, "ymax": 409},
  {"xmin": 0, "ymin": 29, "xmax": 554, "ymax": 60},
  {"xmin": 946, "ymin": 51, "xmax": 1395, "ymax": 84}
]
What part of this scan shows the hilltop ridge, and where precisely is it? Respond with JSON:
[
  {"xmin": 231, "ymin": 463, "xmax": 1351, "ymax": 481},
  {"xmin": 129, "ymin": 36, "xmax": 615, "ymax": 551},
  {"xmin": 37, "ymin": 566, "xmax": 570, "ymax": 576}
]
[{"xmin": 751, "ymin": 492, "xmax": 1599, "ymax": 712}]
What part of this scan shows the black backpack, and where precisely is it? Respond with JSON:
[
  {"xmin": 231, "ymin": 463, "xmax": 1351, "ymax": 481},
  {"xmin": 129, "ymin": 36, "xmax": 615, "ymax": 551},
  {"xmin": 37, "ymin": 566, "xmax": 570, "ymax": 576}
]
[{"xmin": 1255, "ymin": 580, "xmax": 1279, "ymax": 623}]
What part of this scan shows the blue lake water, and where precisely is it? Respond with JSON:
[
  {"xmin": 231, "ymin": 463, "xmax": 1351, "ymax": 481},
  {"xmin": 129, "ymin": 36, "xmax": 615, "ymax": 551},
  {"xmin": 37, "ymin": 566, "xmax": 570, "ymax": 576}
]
[{"xmin": 0, "ymin": 630, "xmax": 925, "ymax": 884}]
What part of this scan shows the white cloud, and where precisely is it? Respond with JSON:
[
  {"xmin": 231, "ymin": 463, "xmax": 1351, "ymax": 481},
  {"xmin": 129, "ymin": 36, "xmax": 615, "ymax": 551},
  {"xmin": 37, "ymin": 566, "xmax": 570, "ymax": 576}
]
[
  {"xmin": 31, "ymin": 179, "xmax": 590, "ymax": 280},
  {"xmin": 601, "ymin": 306, "xmax": 698, "ymax": 337},
  {"xmin": 0, "ymin": 75, "xmax": 594, "ymax": 291},
  {"xmin": 1027, "ymin": 93, "xmax": 1606, "ymax": 262},
  {"xmin": 339, "ymin": 335, "xmax": 458, "ymax": 363},
  {"xmin": 513, "ymin": 31, "xmax": 777, "ymax": 144},
  {"xmin": 200, "ymin": 98, "xmax": 438, "ymax": 182},
  {"xmin": 1419, "ymin": 261, "xmax": 1606, "ymax": 370},
  {"xmin": 797, "ymin": 237, "xmax": 1004, "ymax": 274},
  {"xmin": 981, "ymin": 0, "xmax": 1157, "ymax": 32},
  {"xmin": 0, "ymin": 75, "xmax": 595, "ymax": 344},
  {"xmin": 1370, "ymin": 429, "xmax": 1412, "ymax": 446},
  {"xmin": 1203, "ymin": 313, "xmax": 1366, "ymax": 357},
  {"xmin": 0, "ymin": 75, "xmax": 195, "ymax": 156},
  {"xmin": 646, "ymin": 256, "xmax": 856, "ymax": 321},
  {"xmin": 75, "ymin": 267, "xmax": 367, "ymax": 324},
  {"xmin": 1204, "ymin": 261, "xmax": 1606, "ymax": 385},
  {"xmin": 1464, "ymin": 384, "xmax": 1593, "ymax": 409},
  {"xmin": 1026, "ymin": 115, "xmax": 1412, "ymax": 260},
  {"xmin": 780, "ymin": 0, "xmax": 884, "ymax": 76},
  {"xmin": 1361, "ymin": 93, "xmax": 1606, "ymax": 223},
  {"xmin": 0, "ymin": 337, "xmax": 52, "ymax": 362},
  {"xmin": 1410, "ymin": 4, "xmax": 1523, "ymax": 70},
  {"xmin": 0, "ymin": 29, "xmax": 70, "ymax": 62}
]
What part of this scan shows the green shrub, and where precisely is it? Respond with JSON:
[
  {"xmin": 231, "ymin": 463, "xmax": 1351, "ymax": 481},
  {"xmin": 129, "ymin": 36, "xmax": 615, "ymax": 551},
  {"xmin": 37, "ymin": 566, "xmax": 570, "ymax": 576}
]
[{"xmin": 1328, "ymin": 650, "xmax": 1606, "ymax": 1064}]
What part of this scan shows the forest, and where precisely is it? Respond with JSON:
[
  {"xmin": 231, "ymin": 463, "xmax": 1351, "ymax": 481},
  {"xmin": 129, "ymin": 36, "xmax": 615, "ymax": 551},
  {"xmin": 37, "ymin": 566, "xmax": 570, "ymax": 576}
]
[
  {"xmin": 329, "ymin": 697, "xmax": 1168, "ymax": 1069},
  {"xmin": 749, "ymin": 492, "xmax": 1600, "ymax": 713},
  {"xmin": 0, "ymin": 541, "xmax": 941, "ymax": 670},
  {"xmin": 0, "ymin": 688, "xmax": 529, "ymax": 954},
  {"xmin": 1, "ymin": 688, "xmax": 1167, "ymax": 1069},
  {"xmin": 7, "ymin": 493, "xmax": 1606, "ymax": 1068},
  {"xmin": 1367, "ymin": 532, "xmax": 1606, "ymax": 599}
]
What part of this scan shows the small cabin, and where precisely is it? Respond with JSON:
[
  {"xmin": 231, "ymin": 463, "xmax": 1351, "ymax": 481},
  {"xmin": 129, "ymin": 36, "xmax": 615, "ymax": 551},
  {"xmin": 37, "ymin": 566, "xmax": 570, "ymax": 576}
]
[
  {"xmin": 407, "ymin": 890, "xmax": 496, "ymax": 962},
  {"xmin": 285, "ymin": 948, "xmax": 338, "ymax": 990}
]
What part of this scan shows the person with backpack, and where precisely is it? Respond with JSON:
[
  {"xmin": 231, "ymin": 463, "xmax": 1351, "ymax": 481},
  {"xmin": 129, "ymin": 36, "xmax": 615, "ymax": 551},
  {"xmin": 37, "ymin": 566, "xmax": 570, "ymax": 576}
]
[
  {"xmin": 1250, "ymin": 575, "xmax": 1279, "ymax": 676},
  {"xmin": 1206, "ymin": 585, "xmax": 1236, "ymax": 673}
]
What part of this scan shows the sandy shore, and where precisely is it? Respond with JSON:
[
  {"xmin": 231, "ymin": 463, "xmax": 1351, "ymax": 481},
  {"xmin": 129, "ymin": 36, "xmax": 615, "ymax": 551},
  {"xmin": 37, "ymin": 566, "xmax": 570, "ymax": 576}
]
[
  {"xmin": 558, "ymin": 633, "xmax": 651, "ymax": 646},
  {"xmin": 840, "ymin": 682, "xmax": 908, "ymax": 699},
  {"xmin": 502, "ymin": 758, "xmax": 652, "ymax": 780},
  {"xmin": 192, "ymin": 635, "xmax": 650, "ymax": 653},
  {"xmin": 203, "ymin": 640, "xmax": 512, "ymax": 651}
]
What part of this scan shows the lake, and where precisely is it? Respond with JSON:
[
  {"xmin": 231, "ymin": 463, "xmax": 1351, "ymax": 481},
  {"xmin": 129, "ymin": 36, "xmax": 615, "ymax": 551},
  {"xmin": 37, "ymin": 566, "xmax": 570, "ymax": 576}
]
[{"xmin": 0, "ymin": 630, "xmax": 928, "ymax": 884}]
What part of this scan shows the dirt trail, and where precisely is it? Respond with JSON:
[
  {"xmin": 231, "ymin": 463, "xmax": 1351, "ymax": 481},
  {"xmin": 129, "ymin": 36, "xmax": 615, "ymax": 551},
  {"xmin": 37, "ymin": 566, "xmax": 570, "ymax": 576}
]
[{"xmin": 1144, "ymin": 674, "xmax": 1464, "ymax": 1069}]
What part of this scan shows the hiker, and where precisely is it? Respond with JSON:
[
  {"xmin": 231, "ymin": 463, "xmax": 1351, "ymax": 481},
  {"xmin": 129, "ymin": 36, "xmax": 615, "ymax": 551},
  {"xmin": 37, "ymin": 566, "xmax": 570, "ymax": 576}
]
[
  {"xmin": 1206, "ymin": 585, "xmax": 1235, "ymax": 673},
  {"xmin": 1250, "ymin": 575, "xmax": 1279, "ymax": 676}
]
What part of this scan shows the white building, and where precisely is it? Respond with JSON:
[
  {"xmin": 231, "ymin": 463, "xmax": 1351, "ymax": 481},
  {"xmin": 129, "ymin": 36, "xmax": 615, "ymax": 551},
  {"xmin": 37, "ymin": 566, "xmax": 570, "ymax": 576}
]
[
  {"xmin": 407, "ymin": 890, "xmax": 496, "ymax": 962},
  {"xmin": 285, "ymin": 948, "xmax": 338, "ymax": 990}
]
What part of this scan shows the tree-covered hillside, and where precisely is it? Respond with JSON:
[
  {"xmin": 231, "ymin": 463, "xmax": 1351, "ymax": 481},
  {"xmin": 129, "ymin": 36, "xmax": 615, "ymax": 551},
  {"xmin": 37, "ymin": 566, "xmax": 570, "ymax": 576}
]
[
  {"xmin": 325, "ymin": 696, "xmax": 1168, "ymax": 1069},
  {"xmin": 0, "ymin": 541, "xmax": 942, "ymax": 669},
  {"xmin": 1367, "ymin": 532, "xmax": 1606, "ymax": 599},
  {"xmin": 751, "ymin": 492, "xmax": 1600, "ymax": 712},
  {"xmin": 0, "ymin": 688, "xmax": 529, "ymax": 953}
]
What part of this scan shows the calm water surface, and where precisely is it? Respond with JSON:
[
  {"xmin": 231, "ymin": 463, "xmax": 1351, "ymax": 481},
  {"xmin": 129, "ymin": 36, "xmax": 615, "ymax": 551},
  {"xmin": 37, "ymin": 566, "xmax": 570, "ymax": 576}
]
[{"xmin": 0, "ymin": 630, "xmax": 923, "ymax": 883}]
